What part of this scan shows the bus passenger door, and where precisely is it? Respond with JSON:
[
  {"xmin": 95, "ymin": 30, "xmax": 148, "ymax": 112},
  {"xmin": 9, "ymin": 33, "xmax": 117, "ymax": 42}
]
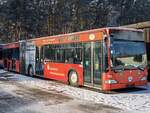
[
  {"xmin": 84, "ymin": 43, "xmax": 92, "ymax": 84},
  {"xmin": 35, "ymin": 46, "xmax": 44, "ymax": 76},
  {"xmin": 84, "ymin": 42, "xmax": 102, "ymax": 87},
  {"xmin": 93, "ymin": 42, "xmax": 102, "ymax": 86}
]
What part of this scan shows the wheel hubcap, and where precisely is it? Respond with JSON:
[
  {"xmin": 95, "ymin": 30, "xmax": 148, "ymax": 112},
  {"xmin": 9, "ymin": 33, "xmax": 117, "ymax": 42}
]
[
  {"xmin": 30, "ymin": 68, "xmax": 33, "ymax": 75},
  {"xmin": 71, "ymin": 72, "xmax": 77, "ymax": 83}
]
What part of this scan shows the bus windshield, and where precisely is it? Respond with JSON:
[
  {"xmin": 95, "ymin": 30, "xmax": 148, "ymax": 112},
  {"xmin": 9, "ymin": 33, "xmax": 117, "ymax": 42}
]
[{"xmin": 110, "ymin": 30, "xmax": 147, "ymax": 70}]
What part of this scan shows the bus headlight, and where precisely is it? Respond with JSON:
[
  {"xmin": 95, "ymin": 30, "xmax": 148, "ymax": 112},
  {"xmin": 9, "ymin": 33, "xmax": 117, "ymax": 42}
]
[
  {"xmin": 105, "ymin": 80, "xmax": 117, "ymax": 84},
  {"xmin": 141, "ymin": 76, "xmax": 147, "ymax": 81},
  {"xmin": 128, "ymin": 76, "xmax": 133, "ymax": 82}
]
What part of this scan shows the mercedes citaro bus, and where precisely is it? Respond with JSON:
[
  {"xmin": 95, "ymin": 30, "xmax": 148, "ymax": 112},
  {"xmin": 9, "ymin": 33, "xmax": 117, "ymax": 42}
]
[{"xmin": 1, "ymin": 27, "xmax": 148, "ymax": 91}]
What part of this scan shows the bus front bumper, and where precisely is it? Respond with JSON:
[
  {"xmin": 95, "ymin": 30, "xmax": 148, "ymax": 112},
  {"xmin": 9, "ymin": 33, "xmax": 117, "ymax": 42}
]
[{"xmin": 102, "ymin": 80, "xmax": 147, "ymax": 91}]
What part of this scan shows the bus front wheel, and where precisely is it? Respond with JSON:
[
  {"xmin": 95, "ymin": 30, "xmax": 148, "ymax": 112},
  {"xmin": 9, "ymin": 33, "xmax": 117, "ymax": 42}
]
[
  {"xmin": 69, "ymin": 70, "xmax": 78, "ymax": 87},
  {"xmin": 28, "ymin": 66, "xmax": 34, "ymax": 76}
]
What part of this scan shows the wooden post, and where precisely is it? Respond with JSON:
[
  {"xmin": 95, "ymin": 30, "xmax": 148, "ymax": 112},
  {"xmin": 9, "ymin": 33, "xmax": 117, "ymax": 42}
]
[{"xmin": 144, "ymin": 28, "xmax": 150, "ymax": 43}]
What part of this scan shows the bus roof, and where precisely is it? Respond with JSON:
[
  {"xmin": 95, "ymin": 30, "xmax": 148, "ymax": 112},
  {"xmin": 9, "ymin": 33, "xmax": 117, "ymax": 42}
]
[
  {"xmin": 29, "ymin": 27, "xmax": 143, "ymax": 42},
  {"xmin": 29, "ymin": 27, "xmax": 143, "ymax": 40},
  {"xmin": 2, "ymin": 27, "xmax": 143, "ymax": 46},
  {"xmin": 3, "ymin": 42, "xmax": 19, "ymax": 49}
]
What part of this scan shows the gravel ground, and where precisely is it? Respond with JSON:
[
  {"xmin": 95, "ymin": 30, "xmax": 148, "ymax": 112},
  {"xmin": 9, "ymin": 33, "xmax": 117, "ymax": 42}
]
[{"xmin": 0, "ymin": 69, "xmax": 150, "ymax": 113}]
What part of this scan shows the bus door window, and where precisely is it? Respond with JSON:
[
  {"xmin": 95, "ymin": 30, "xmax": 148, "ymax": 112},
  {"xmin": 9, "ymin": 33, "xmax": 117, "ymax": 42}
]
[
  {"xmin": 93, "ymin": 42, "xmax": 102, "ymax": 85},
  {"xmin": 83, "ymin": 43, "xmax": 92, "ymax": 83},
  {"xmin": 103, "ymin": 37, "xmax": 109, "ymax": 71}
]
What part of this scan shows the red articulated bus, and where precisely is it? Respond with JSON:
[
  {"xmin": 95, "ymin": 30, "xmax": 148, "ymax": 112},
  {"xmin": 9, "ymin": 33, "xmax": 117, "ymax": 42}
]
[
  {"xmin": 2, "ymin": 42, "xmax": 20, "ymax": 72},
  {"xmin": 2, "ymin": 27, "xmax": 148, "ymax": 91}
]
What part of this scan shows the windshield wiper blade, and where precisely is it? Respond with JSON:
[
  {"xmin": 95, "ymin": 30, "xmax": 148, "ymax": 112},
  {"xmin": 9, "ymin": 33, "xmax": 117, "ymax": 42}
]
[
  {"xmin": 125, "ymin": 64, "xmax": 145, "ymax": 71},
  {"xmin": 137, "ymin": 65, "xmax": 145, "ymax": 71},
  {"xmin": 112, "ymin": 65, "xmax": 124, "ymax": 71},
  {"xmin": 124, "ymin": 65, "xmax": 136, "ymax": 70}
]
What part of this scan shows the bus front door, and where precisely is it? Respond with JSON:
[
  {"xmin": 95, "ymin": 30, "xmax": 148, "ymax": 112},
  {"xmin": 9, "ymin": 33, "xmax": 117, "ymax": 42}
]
[{"xmin": 84, "ymin": 42, "xmax": 102, "ymax": 87}]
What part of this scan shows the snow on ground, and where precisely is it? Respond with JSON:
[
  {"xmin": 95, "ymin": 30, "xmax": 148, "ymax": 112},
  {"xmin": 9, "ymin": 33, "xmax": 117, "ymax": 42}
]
[
  {"xmin": 0, "ymin": 70, "xmax": 150, "ymax": 113},
  {"xmin": 0, "ymin": 70, "xmax": 7, "ymax": 73}
]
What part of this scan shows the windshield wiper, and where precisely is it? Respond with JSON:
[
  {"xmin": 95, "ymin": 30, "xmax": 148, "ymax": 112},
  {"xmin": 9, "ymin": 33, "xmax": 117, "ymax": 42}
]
[
  {"xmin": 124, "ymin": 64, "xmax": 137, "ymax": 70},
  {"xmin": 112, "ymin": 65, "xmax": 124, "ymax": 72},
  {"xmin": 137, "ymin": 65, "xmax": 145, "ymax": 71},
  {"xmin": 125, "ymin": 64, "xmax": 145, "ymax": 71}
]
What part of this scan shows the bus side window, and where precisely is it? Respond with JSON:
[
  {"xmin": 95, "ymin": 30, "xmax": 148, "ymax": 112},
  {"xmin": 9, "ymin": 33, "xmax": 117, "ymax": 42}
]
[
  {"xmin": 65, "ymin": 49, "xmax": 74, "ymax": 64},
  {"xmin": 73, "ymin": 48, "xmax": 82, "ymax": 64},
  {"xmin": 65, "ymin": 48, "xmax": 82, "ymax": 64},
  {"xmin": 44, "ymin": 45, "xmax": 55, "ymax": 62},
  {"xmin": 56, "ymin": 49, "xmax": 65, "ymax": 63}
]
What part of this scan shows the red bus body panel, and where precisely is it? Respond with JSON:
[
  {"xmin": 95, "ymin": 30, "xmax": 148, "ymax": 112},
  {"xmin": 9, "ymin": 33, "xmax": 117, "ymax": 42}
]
[
  {"xmin": 3, "ymin": 42, "xmax": 20, "ymax": 73},
  {"xmin": 44, "ymin": 62, "xmax": 83, "ymax": 85},
  {"xmin": 15, "ymin": 60, "xmax": 20, "ymax": 73},
  {"xmin": 32, "ymin": 30, "xmax": 103, "ymax": 46},
  {"xmin": 102, "ymin": 69, "xmax": 147, "ymax": 90}
]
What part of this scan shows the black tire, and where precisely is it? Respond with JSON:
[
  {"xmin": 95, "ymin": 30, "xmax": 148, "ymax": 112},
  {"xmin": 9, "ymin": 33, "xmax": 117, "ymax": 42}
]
[
  {"xmin": 69, "ymin": 70, "xmax": 78, "ymax": 86},
  {"xmin": 28, "ymin": 66, "xmax": 34, "ymax": 76}
]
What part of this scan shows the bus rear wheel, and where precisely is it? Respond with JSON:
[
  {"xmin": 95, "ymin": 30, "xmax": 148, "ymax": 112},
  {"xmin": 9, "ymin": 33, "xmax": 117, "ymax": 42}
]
[
  {"xmin": 28, "ymin": 66, "xmax": 34, "ymax": 76},
  {"xmin": 69, "ymin": 71, "xmax": 78, "ymax": 86}
]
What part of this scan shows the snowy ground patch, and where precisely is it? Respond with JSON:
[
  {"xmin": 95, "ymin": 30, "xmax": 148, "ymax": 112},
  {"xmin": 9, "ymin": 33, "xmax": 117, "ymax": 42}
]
[{"xmin": 1, "ymin": 69, "xmax": 150, "ymax": 113}]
